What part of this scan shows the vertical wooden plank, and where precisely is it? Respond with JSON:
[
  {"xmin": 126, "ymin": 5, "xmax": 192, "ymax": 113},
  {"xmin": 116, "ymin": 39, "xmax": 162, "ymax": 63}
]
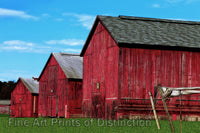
[
  {"xmin": 134, "ymin": 49, "xmax": 137, "ymax": 99},
  {"xmin": 140, "ymin": 49, "xmax": 144, "ymax": 98},
  {"xmin": 152, "ymin": 50, "xmax": 156, "ymax": 98}
]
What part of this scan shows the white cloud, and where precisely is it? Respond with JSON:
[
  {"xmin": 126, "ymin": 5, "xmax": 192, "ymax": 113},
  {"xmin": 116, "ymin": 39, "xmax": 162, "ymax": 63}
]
[
  {"xmin": 41, "ymin": 13, "xmax": 50, "ymax": 17},
  {"xmin": 3, "ymin": 40, "xmax": 34, "ymax": 46},
  {"xmin": 55, "ymin": 18, "xmax": 63, "ymax": 21},
  {"xmin": 0, "ymin": 40, "xmax": 48, "ymax": 53},
  {"xmin": 2, "ymin": 46, "xmax": 28, "ymax": 50},
  {"xmin": 1, "ymin": 40, "xmax": 35, "ymax": 51},
  {"xmin": 165, "ymin": 0, "xmax": 184, "ymax": 3},
  {"xmin": 0, "ymin": 39, "xmax": 84, "ymax": 54},
  {"xmin": 45, "ymin": 39, "xmax": 84, "ymax": 46},
  {"xmin": 64, "ymin": 48, "xmax": 81, "ymax": 53},
  {"xmin": 152, "ymin": 4, "xmax": 161, "ymax": 8},
  {"xmin": 164, "ymin": 0, "xmax": 200, "ymax": 3},
  {"xmin": 0, "ymin": 8, "xmax": 38, "ymax": 20},
  {"xmin": 186, "ymin": 0, "xmax": 200, "ymax": 3},
  {"xmin": 63, "ymin": 13, "xmax": 95, "ymax": 30},
  {"xmin": 152, "ymin": 0, "xmax": 200, "ymax": 8}
]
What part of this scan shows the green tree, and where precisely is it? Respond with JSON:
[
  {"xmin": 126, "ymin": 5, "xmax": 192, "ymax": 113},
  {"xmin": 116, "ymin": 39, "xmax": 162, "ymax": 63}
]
[{"xmin": 0, "ymin": 81, "xmax": 16, "ymax": 100}]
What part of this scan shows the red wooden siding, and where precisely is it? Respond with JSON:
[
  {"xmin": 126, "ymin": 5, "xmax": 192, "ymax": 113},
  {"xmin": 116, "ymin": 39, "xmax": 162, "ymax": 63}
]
[
  {"xmin": 39, "ymin": 55, "xmax": 82, "ymax": 118},
  {"xmin": 67, "ymin": 81, "xmax": 82, "ymax": 114},
  {"xmin": 119, "ymin": 48, "xmax": 200, "ymax": 116},
  {"xmin": 82, "ymin": 21, "xmax": 200, "ymax": 119},
  {"xmin": 10, "ymin": 80, "xmax": 38, "ymax": 117},
  {"xmin": 82, "ymin": 22, "xmax": 119, "ymax": 119}
]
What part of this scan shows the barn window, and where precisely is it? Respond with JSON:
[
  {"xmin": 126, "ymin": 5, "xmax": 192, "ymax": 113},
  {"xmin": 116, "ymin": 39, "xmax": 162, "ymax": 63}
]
[{"xmin": 97, "ymin": 83, "xmax": 100, "ymax": 90}]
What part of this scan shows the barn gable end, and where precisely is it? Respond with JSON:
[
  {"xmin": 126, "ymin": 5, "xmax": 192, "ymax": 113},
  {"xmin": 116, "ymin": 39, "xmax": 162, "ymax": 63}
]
[
  {"xmin": 11, "ymin": 78, "xmax": 39, "ymax": 117},
  {"xmin": 82, "ymin": 21, "xmax": 119, "ymax": 119},
  {"xmin": 38, "ymin": 53, "xmax": 83, "ymax": 118}
]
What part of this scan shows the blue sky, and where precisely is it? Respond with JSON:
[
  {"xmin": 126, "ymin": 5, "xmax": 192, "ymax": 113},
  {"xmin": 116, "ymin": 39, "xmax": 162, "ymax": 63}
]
[{"xmin": 0, "ymin": 0, "xmax": 200, "ymax": 81}]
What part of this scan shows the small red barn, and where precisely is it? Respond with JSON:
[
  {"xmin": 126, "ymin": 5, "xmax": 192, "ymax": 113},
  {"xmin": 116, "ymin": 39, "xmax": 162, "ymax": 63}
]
[
  {"xmin": 10, "ymin": 78, "xmax": 39, "ymax": 117},
  {"xmin": 0, "ymin": 100, "xmax": 10, "ymax": 114},
  {"xmin": 80, "ymin": 15, "xmax": 200, "ymax": 119},
  {"xmin": 38, "ymin": 53, "xmax": 83, "ymax": 118}
]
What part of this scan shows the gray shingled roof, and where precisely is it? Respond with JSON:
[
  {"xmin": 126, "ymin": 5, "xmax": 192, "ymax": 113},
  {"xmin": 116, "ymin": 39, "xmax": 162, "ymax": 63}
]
[
  {"xmin": 100, "ymin": 15, "xmax": 200, "ymax": 48},
  {"xmin": 0, "ymin": 100, "xmax": 10, "ymax": 105},
  {"xmin": 52, "ymin": 53, "xmax": 83, "ymax": 79},
  {"xmin": 98, "ymin": 15, "xmax": 200, "ymax": 48},
  {"xmin": 20, "ymin": 78, "xmax": 39, "ymax": 94},
  {"xmin": 81, "ymin": 15, "xmax": 200, "ymax": 56}
]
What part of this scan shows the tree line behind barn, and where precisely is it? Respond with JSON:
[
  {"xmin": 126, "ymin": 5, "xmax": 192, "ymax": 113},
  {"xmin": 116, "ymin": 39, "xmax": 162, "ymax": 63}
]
[
  {"xmin": 0, "ymin": 81, "xmax": 16, "ymax": 100},
  {"xmin": 0, "ymin": 81, "xmax": 16, "ymax": 114},
  {"xmin": 8, "ymin": 15, "xmax": 200, "ymax": 121}
]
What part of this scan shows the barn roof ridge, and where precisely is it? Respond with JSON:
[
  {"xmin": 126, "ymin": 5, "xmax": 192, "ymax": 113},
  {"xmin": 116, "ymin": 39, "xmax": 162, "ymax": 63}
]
[
  {"xmin": 19, "ymin": 77, "xmax": 39, "ymax": 94},
  {"xmin": 59, "ymin": 52, "xmax": 80, "ymax": 56},
  {"xmin": 118, "ymin": 15, "xmax": 200, "ymax": 25},
  {"xmin": 80, "ymin": 15, "xmax": 200, "ymax": 56}
]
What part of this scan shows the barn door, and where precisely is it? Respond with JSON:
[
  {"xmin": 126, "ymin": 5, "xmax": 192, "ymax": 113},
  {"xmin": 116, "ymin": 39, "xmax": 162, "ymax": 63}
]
[
  {"xmin": 48, "ymin": 95, "xmax": 57, "ymax": 117},
  {"xmin": 33, "ymin": 96, "xmax": 38, "ymax": 117},
  {"xmin": 92, "ymin": 80, "xmax": 105, "ymax": 118},
  {"xmin": 18, "ymin": 104, "xmax": 22, "ymax": 117},
  {"xmin": 92, "ymin": 94, "xmax": 105, "ymax": 118},
  {"xmin": 15, "ymin": 95, "xmax": 25, "ymax": 117}
]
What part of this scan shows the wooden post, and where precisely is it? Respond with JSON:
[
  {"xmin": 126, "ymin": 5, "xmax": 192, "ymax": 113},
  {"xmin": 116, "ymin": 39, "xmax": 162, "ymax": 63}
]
[
  {"xmin": 65, "ymin": 105, "xmax": 69, "ymax": 118},
  {"xmin": 158, "ymin": 85, "xmax": 175, "ymax": 132},
  {"xmin": 33, "ymin": 96, "xmax": 36, "ymax": 114},
  {"xmin": 179, "ymin": 90, "xmax": 182, "ymax": 133},
  {"xmin": 149, "ymin": 92, "xmax": 160, "ymax": 129}
]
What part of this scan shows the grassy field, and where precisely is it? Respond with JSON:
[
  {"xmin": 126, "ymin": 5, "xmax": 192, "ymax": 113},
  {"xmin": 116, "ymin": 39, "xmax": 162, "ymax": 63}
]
[{"xmin": 0, "ymin": 114, "xmax": 200, "ymax": 133}]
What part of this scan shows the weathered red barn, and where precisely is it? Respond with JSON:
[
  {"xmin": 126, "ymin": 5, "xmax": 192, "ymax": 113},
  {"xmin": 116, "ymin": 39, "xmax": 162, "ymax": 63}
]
[
  {"xmin": 0, "ymin": 100, "xmax": 10, "ymax": 114},
  {"xmin": 80, "ymin": 15, "xmax": 200, "ymax": 119},
  {"xmin": 38, "ymin": 53, "xmax": 83, "ymax": 118},
  {"xmin": 10, "ymin": 78, "xmax": 39, "ymax": 117}
]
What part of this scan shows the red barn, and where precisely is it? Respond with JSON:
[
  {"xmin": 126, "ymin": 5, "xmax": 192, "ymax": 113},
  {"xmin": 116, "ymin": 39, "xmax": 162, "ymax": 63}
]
[
  {"xmin": 38, "ymin": 53, "xmax": 83, "ymax": 118},
  {"xmin": 10, "ymin": 78, "xmax": 39, "ymax": 117},
  {"xmin": 80, "ymin": 15, "xmax": 200, "ymax": 119}
]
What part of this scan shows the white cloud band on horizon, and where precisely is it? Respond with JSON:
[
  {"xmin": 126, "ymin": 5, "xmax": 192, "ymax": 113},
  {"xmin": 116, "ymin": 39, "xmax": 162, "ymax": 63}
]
[{"xmin": 0, "ymin": 8, "xmax": 38, "ymax": 20}]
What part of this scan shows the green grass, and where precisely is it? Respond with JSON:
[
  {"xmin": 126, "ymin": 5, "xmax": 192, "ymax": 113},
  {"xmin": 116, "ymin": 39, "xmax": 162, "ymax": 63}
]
[{"xmin": 0, "ymin": 114, "xmax": 200, "ymax": 133}]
